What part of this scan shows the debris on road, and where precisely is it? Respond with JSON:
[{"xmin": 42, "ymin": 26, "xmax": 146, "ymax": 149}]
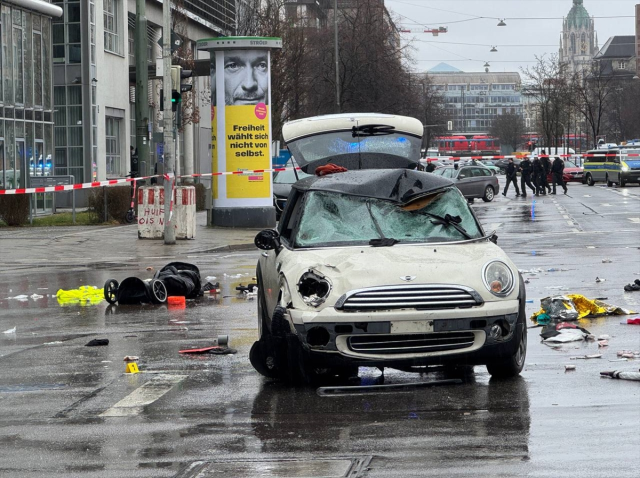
[
  {"xmin": 530, "ymin": 294, "xmax": 636, "ymax": 325},
  {"xmin": 626, "ymin": 318, "xmax": 640, "ymax": 325},
  {"xmin": 565, "ymin": 365, "xmax": 576, "ymax": 371},
  {"xmin": 617, "ymin": 350, "xmax": 640, "ymax": 359},
  {"xmin": 541, "ymin": 322, "xmax": 594, "ymax": 343},
  {"xmin": 623, "ymin": 279, "xmax": 640, "ymax": 292},
  {"xmin": 595, "ymin": 277, "xmax": 605, "ymax": 283},
  {"xmin": 56, "ymin": 286, "xmax": 104, "ymax": 306},
  {"xmin": 601, "ymin": 259, "xmax": 612, "ymax": 263},
  {"xmin": 123, "ymin": 355, "xmax": 139, "ymax": 362},
  {"xmin": 600, "ymin": 370, "xmax": 640, "ymax": 381},
  {"xmin": 3, "ymin": 326, "xmax": 16, "ymax": 334},
  {"xmin": 570, "ymin": 354, "xmax": 602, "ymax": 360},
  {"xmin": 179, "ymin": 345, "xmax": 237, "ymax": 355},
  {"xmin": 85, "ymin": 338, "xmax": 109, "ymax": 346}
]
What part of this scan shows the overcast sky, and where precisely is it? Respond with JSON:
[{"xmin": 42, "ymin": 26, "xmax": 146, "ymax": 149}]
[{"xmin": 386, "ymin": 0, "xmax": 637, "ymax": 74}]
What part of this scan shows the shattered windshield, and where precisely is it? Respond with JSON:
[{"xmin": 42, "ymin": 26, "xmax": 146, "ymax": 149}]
[
  {"xmin": 287, "ymin": 131, "xmax": 422, "ymax": 164},
  {"xmin": 294, "ymin": 187, "xmax": 483, "ymax": 247}
]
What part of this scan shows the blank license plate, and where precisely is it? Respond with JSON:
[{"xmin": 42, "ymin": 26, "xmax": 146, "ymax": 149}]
[{"xmin": 390, "ymin": 320, "xmax": 434, "ymax": 334}]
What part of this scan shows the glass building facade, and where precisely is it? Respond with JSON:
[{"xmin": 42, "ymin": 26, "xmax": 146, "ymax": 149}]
[{"xmin": 0, "ymin": 2, "xmax": 57, "ymax": 191}]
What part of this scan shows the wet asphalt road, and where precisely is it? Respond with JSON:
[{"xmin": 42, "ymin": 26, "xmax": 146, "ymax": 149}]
[{"xmin": 0, "ymin": 179, "xmax": 639, "ymax": 477}]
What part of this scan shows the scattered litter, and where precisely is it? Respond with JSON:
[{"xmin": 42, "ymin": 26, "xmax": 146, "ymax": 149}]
[
  {"xmin": 541, "ymin": 323, "xmax": 592, "ymax": 343},
  {"xmin": 236, "ymin": 283, "xmax": 257, "ymax": 293},
  {"xmin": 8, "ymin": 295, "xmax": 28, "ymax": 301},
  {"xmin": 570, "ymin": 354, "xmax": 602, "ymax": 360},
  {"xmin": 595, "ymin": 277, "xmax": 605, "ymax": 283},
  {"xmin": 626, "ymin": 318, "xmax": 640, "ymax": 325},
  {"xmin": 56, "ymin": 286, "xmax": 104, "ymax": 306},
  {"xmin": 85, "ymin": 338, "xmax": 109, "ymax": 347},
  {"xmin": 623, "ymin": 279, "xmax": 640, "ymax": 292},
  {"xmin": 617, "ymin": 350, "xmax": 640, "ymax": 359},
  {"xmin": 44, "ymin": 341, "xmax": 63, "ymax": 345},
  {"xmin": 597, "ymin": 334, "xmax": 611, "ymax": 340},
  {"xmin": 598, "ymin": 340, "xmax": 609, "ymax": 347},
  {"xmin": 146, "ymin": 266, "xmax": 154, "ymax": 271},
  {"xmin": 530, "ymin": 294, "xmax": 636, "ymax": 325},
  {"xmin": 179, "ymin": 345, "xmax": 237, "ymax": 355},
  {"xmin": 600, "ymin": 370, "xmax": 640, "ymax": 381},
  {"xmin": 609, "ymin": 359, "xmax": 628, "ymax": 362},
  {"xmin": 202, "ymin": 281, "xmax": 221, "ymax": 295},
  {"xmin": 601, "ymin": 259, "xmax": 612, "ymax": 263},
  {"xmin": 30, "ymin": 293, "xmax": 44, "ymax": 300},
  {"xmin": 524, "ymin": 279, "xmax": 530, "ymax": 284},
  {"xmin": 3, "ymin": 327, "xmax": 16, "ymax": 334},
  {"xmin": 519, "ymin": 268, "xmax": 544, "ymax": 274},
  {"xmin": 564, "ymin": 365, "xmax": 576, "ymax": 371},
  {"xmin": 243, "ymin": 287, "xmax": 258, "ymax": 299},
  {"xmin": 123, "ymin": 355, "xmax": 139, "ymax": 362},
  {"xmin": 205, "ymin": 276, "xmax": 217, "ymax": 282}
]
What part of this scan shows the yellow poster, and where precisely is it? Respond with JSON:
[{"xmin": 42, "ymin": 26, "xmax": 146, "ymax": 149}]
[{"xmin": 225, "ymin": 105, "xmax": 270, "ymax": 198}]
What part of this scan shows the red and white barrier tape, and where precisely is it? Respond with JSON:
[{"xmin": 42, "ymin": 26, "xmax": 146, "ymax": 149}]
[{"xmin": 2, "ymin": 152, "xmax": 639, "ymax": 196}]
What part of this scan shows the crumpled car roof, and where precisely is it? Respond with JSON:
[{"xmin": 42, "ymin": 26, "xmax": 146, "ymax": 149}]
[{"xmin": 292, "ymin": 169, "xmax": 454, "ymax": 204}]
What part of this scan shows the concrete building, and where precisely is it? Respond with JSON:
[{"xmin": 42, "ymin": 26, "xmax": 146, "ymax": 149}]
[
  {"xmin": 48, "ymin": 0, "xmax": 234, "ymax": 206},
  {"xmin": 0, "ymin": 0, "xmax": 62, "ymax": 195},
  {"xmin": 428, "ymin": 65, "xmax": 523, "ymax": 136},
  {"xmin": 559, "ymin": 0, "xmax": 598, "ymax": 76}
]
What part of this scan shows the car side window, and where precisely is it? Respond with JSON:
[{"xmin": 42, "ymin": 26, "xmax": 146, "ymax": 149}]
[{"xmin": 458, "ymin": 167, "xmax": 470, "ymax": 179}]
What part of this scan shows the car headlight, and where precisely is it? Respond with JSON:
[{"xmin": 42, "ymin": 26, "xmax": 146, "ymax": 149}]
[
  {"xmin": 482, "ymin": 260, "xmax": 515, "ymax": 297},
  {"xmin": 621, "ymin": 164, "xmax": 629, "ymax": 172},
  {"xmin": 297, "ymin": 270, "xmax": 332, "ymax": 307}
]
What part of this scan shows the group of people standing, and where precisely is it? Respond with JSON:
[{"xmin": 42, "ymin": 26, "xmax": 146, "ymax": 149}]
[{"xmin": 503, "ymin": 150, "xmax": 568, "ymax": 198}]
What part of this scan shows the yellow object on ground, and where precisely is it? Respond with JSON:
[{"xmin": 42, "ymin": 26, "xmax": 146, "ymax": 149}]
[
  {"xmin": 530, "ymin": 294, "xmax": 635, "ymax": 324},
  {"xmin": 56, "ymin": 286, "xmax": 104, "ymax": 306}
]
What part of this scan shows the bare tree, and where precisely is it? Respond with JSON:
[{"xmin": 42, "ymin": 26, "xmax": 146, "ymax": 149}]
[
  {"xmin": 569, "ymin": 62, "xmax": 617, "ymax": 145},
  {"xmin": 522, "ymin": 55, "xmax": 570, "ymax": 149},
  {"xmin": 489, "ymin": 113, "xmax": 525, "ymax": 151}
]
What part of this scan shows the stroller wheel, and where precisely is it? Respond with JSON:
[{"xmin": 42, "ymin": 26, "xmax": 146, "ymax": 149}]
[
  {"xmin": 104, "ymin": 279, "xmax": 119, "ymax": 304},
  {"xmin": 124, "ymin": 209, "xmax": 136, "ymax": 224},
  {"xmin": 151, "ymin": 279, "xmax": 168, "ymax": 303}
]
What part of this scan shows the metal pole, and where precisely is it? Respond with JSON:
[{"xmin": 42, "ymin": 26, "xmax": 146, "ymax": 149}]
[
  {"xmin": 134, "ymin": 0, "xmax": 149, "ymax": 178},
  {"xmin": 162, "ymin": 0, "xmax": 176, "ymax": 244},
  {"xmin": 334, "ymin": 0, "xmax": 340, "ymax": 113}
]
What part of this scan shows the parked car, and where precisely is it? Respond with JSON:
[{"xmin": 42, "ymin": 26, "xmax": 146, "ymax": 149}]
[
  {"xmin": 273, "ymin": 160, "xmax": 311, "ymax": 220},
  {"xmin": 546, "ymin": 159, "xmax": 584, "ymax": 183},
  {"xmin": 249, "ymin": 113, "xmax": 527, "ymax": 385},
  {"xmin": 480, "ymin": 160, "xmax": 501, "ymax": 175},
  {"xmin": 431, "ymin": 165, "xmax": 499, "ymax": 202}
]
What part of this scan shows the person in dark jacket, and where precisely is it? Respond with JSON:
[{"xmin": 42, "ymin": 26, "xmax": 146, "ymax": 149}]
[
  {"xmin": 551, "ymin": 156, "xmax": 568, "ymax": 194},
  {"xmin": 502, "ymin": 158, "xmax": 520, "ymax": 197},
  {"xmin": 519, "ymin": 156, "xmax": 536, "ymax": 197},
  {"xmin": 426, "ymin": 161, "xmax": 436, "ymax": 173},
  {"xmin": 540, "ymin": 151, "xmax": 552, "ymax": 193},
  {"xmin": 531, "ymin": 155, "xmax": 544, "ymax": 196}
]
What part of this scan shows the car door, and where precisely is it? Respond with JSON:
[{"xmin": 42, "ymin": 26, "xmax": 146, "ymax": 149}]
[{"xmin": 455, "ymin": 166, "xmax": 481, "ymax": 197}]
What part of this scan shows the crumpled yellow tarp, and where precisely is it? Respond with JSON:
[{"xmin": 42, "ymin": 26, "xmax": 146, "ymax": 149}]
[
  {"xmin": 56, "ymin": 286, "xmax": 104, "ymax": 306},
  {"xmin": 530, "ymin": 294, "xmax": 635, "ymax": 324}
]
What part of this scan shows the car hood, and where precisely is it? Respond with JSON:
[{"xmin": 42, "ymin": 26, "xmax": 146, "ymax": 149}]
[{"xmin": 279, "ymin": 241, "xmax": 520, "ymax": 308}]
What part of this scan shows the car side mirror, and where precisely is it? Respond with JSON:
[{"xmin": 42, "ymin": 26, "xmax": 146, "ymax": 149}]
[
  {"xmin": 490, "ymin": 233, "xmax": 498, "ymax": 244},
  {"xmin": 254, "ymin": 229, "xmax": 281, "ymax": 250},
  {"xmin": 458, "ymin": 173, "xmax": 466, "ymax": 179}
]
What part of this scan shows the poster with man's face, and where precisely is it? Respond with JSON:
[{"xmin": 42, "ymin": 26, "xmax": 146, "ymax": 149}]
[{"xmin": 223, "ymin": 50, "xmax": 269, "ymax": 106}]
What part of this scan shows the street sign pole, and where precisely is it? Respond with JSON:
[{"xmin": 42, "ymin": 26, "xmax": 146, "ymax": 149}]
[
  {"xmin": 162, "ymin": 0, "xmax": 175, "ymax": 244},
  {"xmin": 134, "ymin": 0, "xmax": 148, "ymax": 179}
]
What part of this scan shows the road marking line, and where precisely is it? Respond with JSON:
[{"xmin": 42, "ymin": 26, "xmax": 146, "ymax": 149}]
[
  {"xmin": 566, "ymin": 221, "xmax": 574, "ymax": 226},
  {"xmin": 600, "ymin": 203, "xmax": 613, "ymax": 207},
  {"xmin": 563, "ymin": 215, "xmax": 570, "ymax": 219},
  {"xmin": 629, "ymin": 218, "xmax": 640, "ymax": 224},
  {"xmin": 100, "ymin": 374, "xmax": 187, "ymax": 417}
]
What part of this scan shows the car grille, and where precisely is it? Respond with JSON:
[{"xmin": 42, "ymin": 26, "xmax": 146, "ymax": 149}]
[
  {"xmin": 335, "ymin": 284, "xmax": 483, "ymax": 311},
  {"xmin": 347, "ymin": 331, "xmax": 476, "ymax": 355}
]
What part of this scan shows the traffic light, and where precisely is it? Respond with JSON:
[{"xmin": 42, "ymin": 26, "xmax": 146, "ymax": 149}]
[{"xmin": 170, "ymin": 66, "xmax": 182, "ymax": 112}]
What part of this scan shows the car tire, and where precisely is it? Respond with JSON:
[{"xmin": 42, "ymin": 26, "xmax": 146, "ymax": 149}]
[
  {"xmin": 151, "ymin": 279, "xmax": 167, "ymax": 303},
  {"xmin": 620, "ymin": 175, "xmax": 626, "ymax": 187},
  {"xmin": 249, "ymin": 340, "xmax": 281, "ymax": 379},
  {"xmin": 586, "ymin": 173, "xmax": 595, "ymax": 186},
  {"xmin": 606, "ymin": 175, "xmax": 613, "ymax": 187},
  {"xmin": 486, "ymin": 297, "xmax": 527, "ymax": 379},
  {"xmin": 482, "ymin": 186, "xmax": 495, "ymax": 202}
]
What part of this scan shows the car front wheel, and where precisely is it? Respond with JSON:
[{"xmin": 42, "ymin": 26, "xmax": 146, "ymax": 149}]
[
  {"xmin": 486, "ymin": 324, "xmax": 527, "ymax": 378},
  {"xmin": 586, "ymin": 173, "xmax": 595, "ymax": 186},
  {"xmin": 482, "ymin": 186, "xmax": 495, "ymax": 202}
]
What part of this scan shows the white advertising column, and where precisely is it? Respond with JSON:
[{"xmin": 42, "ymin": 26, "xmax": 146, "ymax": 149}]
[{"xmin": 197, "ymin": 37, "xmax": 282, "ymax": 228}]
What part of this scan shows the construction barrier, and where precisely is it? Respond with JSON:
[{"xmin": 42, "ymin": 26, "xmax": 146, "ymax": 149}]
[{"xmin": 137, "ymin": 185, "xmax": 196, "ymax": 240}]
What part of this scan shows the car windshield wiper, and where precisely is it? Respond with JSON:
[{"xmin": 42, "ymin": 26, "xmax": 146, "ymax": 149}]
[
  {"xmin": 419, "ymin": 212, "xmax": 473, "ymax": 240},
  {"xmin": 366, "ymin": 201, "xmax": 399, "ymax": 247},
  {"xmin": 351, "ymin": 124, "xmax": 396, "ymax": 137}
]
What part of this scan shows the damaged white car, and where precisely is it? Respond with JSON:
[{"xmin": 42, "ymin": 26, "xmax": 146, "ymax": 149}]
[{"xmin": 250, "ymin": 114, "xmax": 526, "ymax": 384}]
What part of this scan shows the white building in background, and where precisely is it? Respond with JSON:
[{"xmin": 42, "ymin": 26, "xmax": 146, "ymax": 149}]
[{"xmin": 49, "ymin": 0, "xmax": 235, "ymax": 205}]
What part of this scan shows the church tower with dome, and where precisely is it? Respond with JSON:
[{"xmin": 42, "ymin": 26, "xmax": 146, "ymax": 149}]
[{"xmin": 559, "ymin": 0, "xmax": 598, "ymax": 75}]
